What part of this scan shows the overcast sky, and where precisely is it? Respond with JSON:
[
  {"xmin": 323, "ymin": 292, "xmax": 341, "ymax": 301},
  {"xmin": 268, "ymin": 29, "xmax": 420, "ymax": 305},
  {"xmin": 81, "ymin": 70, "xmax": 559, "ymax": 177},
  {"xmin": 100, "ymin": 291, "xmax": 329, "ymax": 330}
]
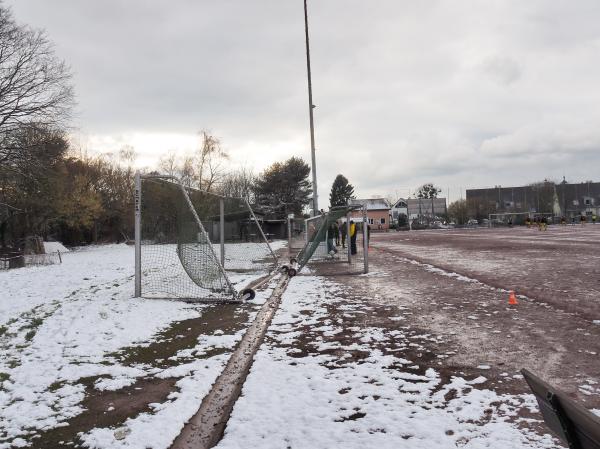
[{"xmin": 6, "ymin": 0, "xmax": 600, "ymax": 204}]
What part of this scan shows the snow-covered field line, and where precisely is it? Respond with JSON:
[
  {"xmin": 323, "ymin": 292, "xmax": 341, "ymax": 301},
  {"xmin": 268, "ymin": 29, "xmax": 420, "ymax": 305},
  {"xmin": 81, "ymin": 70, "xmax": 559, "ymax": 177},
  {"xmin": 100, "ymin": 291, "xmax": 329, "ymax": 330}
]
[
  {"xmin": 378, "ymin": 249, "xmax": 536, "ymax": 302},
  {"xmin": 216, "ymin": 275, "xmax": 556, "ymax": 449},
  {"xmin": 0, "ymin": 244, "xmax": 277, "ymax": 448}
]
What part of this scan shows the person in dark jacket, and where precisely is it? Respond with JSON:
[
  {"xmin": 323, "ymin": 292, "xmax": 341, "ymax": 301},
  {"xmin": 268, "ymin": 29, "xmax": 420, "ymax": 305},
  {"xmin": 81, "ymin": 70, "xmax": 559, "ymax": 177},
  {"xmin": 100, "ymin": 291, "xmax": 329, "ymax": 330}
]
[
  {"xmin": 327, "ymin": 222, "xmax": 338, "ymax": 257},
  {"xmin": 340, "ymin": 221, "xmax": 347, "ymax": 248}
]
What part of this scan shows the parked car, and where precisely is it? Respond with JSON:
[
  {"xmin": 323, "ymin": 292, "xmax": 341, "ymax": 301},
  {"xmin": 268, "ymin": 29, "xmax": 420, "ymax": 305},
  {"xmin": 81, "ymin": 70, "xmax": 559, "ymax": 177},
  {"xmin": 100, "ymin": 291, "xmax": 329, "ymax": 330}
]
[{"xmin": 467, "ymin": 219, "xmax": 478, "ymax": 226}]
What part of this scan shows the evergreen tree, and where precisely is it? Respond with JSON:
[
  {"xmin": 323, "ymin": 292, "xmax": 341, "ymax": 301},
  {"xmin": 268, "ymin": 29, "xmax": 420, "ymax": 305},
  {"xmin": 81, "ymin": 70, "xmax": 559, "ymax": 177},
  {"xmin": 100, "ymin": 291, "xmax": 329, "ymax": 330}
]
[
  {"xmin": 329, "ymin": 174, "xmax": 355, "ymax": 207},
  {"xmin": 254, "ymin": 157, "xmax": 312, "ymax": 217}
]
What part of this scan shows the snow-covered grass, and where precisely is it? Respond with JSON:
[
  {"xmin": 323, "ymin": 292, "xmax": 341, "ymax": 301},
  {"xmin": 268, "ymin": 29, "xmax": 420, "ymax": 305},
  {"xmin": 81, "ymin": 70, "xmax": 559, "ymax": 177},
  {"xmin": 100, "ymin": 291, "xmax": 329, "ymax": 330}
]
[
  {"xmin": 0, "ymin": 244, "xmax": 276, "ymax": 448},
  {"xmin": 217, "ymin": 275, "xmax": 557, "ymax": 449}
]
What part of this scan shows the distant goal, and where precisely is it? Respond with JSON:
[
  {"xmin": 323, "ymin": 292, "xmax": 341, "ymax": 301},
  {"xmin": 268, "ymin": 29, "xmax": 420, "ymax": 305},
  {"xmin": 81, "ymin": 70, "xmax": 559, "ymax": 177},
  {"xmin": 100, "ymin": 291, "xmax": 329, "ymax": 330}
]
[
  {"xmin": 134, "ymin": 173, "xmax": 278, "ymax": 302},
  {"xmin": 488, "ymin": 212, "xmax": 532, "ymax": 227}
]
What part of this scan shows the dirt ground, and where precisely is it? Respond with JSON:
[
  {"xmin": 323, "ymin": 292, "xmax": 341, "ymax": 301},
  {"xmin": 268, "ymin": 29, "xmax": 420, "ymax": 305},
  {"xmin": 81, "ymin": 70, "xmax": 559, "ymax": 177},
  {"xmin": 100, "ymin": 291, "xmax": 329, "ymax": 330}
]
[
  {"xmin": 328, "ymin": 226, "xmax": 600, "ymax": 408},
  {"xmin": 375, "ymin": 225, "xmax": 600, "ymax": 319},
  {"xmin": 290, "ymin": 226, "xmax": 600, "ymax": 444}
]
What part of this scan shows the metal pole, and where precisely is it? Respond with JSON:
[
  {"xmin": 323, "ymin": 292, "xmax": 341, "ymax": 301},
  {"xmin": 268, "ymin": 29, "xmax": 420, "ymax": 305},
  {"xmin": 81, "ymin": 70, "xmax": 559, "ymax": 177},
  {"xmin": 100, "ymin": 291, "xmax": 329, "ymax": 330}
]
[
  {"xmin": 303, "ymin": 0, "xmax": 318, "ymax": 216},
  {"xmin": 220, "ymin": 199, "xmax": 225, "ymax": 268},
  {"xmin": 362, "ymin": 207, "xmax": 369, "ymax": 273},
  {"xmin": 288, "ymin": 214, "xmax": 293, "ymax": 258},
  {"xmin": 244, "ymin": 199, "xmax": 278, "ymax": 263},
  {"xmin": 134, "ymin": 171, "xmax": 142, "ymax": 297},
  {"xmin": 178, "ymin": 183, "xmax": 237, "ymax": 298},
  {"xmin": 346, "ymin": 211, "xmax": 351, "ymax": 265}
]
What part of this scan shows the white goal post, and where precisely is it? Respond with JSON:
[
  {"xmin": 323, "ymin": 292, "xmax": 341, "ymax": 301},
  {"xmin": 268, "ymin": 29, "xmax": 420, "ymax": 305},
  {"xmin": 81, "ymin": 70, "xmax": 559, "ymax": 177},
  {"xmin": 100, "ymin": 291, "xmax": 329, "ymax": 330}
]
[{"xmin": 488, "ymin": 212, "xmax": 532, "ymax": 227}]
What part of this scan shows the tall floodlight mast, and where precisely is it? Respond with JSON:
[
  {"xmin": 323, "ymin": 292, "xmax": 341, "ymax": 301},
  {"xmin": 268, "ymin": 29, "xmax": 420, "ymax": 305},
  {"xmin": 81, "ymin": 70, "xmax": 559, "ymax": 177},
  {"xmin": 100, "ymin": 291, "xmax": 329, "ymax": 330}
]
[{"xmin": 303, "ymin": 0, "xmax": 318, "ymax": 216}]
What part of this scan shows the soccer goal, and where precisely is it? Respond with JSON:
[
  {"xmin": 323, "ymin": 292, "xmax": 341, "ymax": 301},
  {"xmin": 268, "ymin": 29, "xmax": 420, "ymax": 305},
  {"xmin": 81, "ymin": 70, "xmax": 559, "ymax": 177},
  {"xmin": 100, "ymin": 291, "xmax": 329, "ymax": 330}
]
[
  {"xmin": 488, "ymin": 212, "xmax": 532, "ymax": 227},
  {"xmin": 134, "ymin": 173, "xmax": 278, "ymax": 302},
  {"xmin": 293, "ymin": 205, "xmax": 368, "ymax": 275}
]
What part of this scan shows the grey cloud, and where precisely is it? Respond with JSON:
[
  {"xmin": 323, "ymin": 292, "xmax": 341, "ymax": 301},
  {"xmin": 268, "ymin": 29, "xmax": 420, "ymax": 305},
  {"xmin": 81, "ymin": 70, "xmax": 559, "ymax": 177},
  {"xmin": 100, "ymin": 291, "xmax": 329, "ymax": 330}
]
[
  {"xmin": 481, "ymin": 56, "xmax": 521, "ymax": 86},
  {"xmin": 6, "ymin": 0, "xmax": 600, "ymax": 203}
]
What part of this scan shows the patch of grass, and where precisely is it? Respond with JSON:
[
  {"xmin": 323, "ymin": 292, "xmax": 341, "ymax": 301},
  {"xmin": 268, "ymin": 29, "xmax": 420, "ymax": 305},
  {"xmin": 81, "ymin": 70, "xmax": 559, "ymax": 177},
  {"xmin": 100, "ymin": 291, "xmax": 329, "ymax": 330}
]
[
  {"xmin": 0, "ymin": 372, "xmax": 9, "ymax": 383},
  {"xmin": 31, "ymin": 317, "xmax": 44, "ymax": 327},
  {"xmin": 25, "ymin": 329, "xmax": 36, "ymax": 341},
  {"xmin": 7, "ymin": 360, "xmax": 19, "ymax": 369},
  {"xmin": 0, "ymin": 325, "xmax": 7, "ymax": 337},
  {"xmin": 48, "ymin": 380, "xmax": 66, "ymax": 392}
]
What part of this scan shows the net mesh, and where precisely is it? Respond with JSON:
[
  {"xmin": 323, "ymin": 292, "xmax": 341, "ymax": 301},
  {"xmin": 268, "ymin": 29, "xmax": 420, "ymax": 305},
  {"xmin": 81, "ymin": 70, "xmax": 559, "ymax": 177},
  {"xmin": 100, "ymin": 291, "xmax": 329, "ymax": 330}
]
[
  {"xmin": 296, "ymin": 206, "xmax": 366, "ymax": 275},
  {"xmin": 187, "ymin": 191, "xmax": 277, "ymax": 272},
  {"xmin": 489, "ymin": 212, "xmax": 532, "ymax": 227},
  {"xmin": 139, "ymin": 177, "xmax": 276, "ymax": 301}
]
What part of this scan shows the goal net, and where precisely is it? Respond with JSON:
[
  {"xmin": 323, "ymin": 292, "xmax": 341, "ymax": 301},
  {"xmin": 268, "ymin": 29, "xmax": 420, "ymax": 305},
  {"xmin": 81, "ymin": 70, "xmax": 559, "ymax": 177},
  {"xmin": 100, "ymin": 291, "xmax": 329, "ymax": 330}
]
[
  {"xmin": 488, "ymin": 212, "xmax": 532, "ymax": 227},
  {"xmin": 135, "ymin": 174, "xmax": 277, "ymax": 301},
  {"xmin": 295, "ymin": 205, "xmax": 368, "ymax": 275}
]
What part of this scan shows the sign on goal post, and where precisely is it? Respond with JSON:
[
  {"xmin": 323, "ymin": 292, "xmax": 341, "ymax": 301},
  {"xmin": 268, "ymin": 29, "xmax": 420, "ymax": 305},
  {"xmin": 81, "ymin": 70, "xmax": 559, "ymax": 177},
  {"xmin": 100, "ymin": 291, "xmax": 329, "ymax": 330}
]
[{"xmin": 134, "ymin": 173, "xmax": 278, "ymax": 302}]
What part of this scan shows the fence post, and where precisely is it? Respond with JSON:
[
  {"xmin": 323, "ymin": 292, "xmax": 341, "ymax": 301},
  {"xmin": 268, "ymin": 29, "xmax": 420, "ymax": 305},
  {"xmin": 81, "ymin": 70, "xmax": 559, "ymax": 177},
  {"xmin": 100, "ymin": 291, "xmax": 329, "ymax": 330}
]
[
  {"xmin": 220, "ymin": 199, "xmax": 225, "ymax": 268},
  {"xmin": 347, "ymin": 211, "xmax": 351, "ymax": 265},
  {"xmin": 134, "ymin": 171, "xmax": 142, "ymax": 297},
  {"xmin": 287, "ymin": 214, "xmax": 293, "ymax": 258},
  {"xmin": 362, "ymin": 207, "xmax": 369, "ymax": 274}
]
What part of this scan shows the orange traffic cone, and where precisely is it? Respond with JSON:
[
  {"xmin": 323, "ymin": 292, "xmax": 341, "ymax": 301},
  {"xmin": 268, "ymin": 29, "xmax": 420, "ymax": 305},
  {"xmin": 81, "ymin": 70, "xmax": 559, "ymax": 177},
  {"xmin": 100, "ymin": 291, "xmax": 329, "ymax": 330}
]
[{"xmin": 508, "ymin": 291, "xmax": 518, "ymax": 305}]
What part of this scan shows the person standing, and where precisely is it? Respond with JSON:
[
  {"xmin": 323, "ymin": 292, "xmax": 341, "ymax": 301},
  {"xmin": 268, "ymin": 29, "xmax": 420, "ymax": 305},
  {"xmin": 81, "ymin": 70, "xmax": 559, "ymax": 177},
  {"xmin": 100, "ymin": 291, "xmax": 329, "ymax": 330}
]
[
  {"xmin": 341, "ymin": 221, "xmax": 347, "ymax": 248},
  {"xmin": 350, "ymin": 220, "xmax": 357, "ymax": 255},
  {"xmin": 327, "ymin": 221, "xmax": 338, "ymax": 257},
  {"xmin": 334, "ymin": 221, "xmax": 340, "ymax": 246}
]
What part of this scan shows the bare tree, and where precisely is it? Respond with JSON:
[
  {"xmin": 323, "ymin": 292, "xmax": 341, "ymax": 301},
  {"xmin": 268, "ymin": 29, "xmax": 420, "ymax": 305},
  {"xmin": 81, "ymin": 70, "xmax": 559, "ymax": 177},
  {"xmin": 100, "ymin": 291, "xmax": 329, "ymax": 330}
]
[
  {"xmin": 158, "ymin": 150, "xmax": 179, "ymax": 178},
  {"xmin": 194, "ymin": 130, "xmax": 229, "ymax": 192},
  {"xmin": 0, "ymin": 5, "xmax": 74, "ymax": 209},
  {"xmin": 155, "ymin": 132, "xmax": 229, "ymax": 191},
  {"xmin": 218, "ymin": 167, "xmax": 255, "ymax": 201},
  {"xmin": 179, "ymin": 155, "xmax": 195, "ymax": 188},
  {"xmin": 0, "ymin": 6, "xmax": 73, "ymax": 165}
]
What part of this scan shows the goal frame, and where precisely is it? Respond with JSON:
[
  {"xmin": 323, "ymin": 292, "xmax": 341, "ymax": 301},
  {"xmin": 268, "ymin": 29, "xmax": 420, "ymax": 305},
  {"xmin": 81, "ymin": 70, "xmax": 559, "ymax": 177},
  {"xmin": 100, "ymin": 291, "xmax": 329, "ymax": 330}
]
[
  {"xmin": 488, "ymin": 212, "xmax": 532, "ymax": 227},
  {"xmin": 297, "ymin": 205, "xmax": 368, "ymax": 275},
  {"xmin": 134, "ymin": 172, "xmax": 277, "ymax": 301}
]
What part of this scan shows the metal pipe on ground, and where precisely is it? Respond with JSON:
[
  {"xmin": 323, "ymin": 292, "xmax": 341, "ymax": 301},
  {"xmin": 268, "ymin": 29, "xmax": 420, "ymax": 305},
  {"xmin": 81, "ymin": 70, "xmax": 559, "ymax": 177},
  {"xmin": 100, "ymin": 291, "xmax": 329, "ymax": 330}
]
[{"xmin": 170, "ymin": 274, "xmax": 291, "ymax": 449}]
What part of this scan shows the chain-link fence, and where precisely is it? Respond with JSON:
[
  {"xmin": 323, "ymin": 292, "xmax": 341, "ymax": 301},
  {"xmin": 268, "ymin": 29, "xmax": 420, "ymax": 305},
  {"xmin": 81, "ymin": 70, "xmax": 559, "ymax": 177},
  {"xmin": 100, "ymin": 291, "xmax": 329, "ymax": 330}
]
[
  {"xmin": 285, "ymin": 214, "xmax": 306, "ymax": 259},
  {"xmin": 0, "ymin": 239, "xmax": 63, "ymax": 270}
]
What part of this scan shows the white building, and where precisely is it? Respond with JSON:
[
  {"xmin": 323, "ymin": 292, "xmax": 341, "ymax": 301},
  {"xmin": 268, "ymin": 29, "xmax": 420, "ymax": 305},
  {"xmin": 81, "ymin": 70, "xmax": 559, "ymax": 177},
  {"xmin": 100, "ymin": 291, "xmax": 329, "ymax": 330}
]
[{"xmin": 390, "ymin": 197, "xmax": 447, "ymax": 223}]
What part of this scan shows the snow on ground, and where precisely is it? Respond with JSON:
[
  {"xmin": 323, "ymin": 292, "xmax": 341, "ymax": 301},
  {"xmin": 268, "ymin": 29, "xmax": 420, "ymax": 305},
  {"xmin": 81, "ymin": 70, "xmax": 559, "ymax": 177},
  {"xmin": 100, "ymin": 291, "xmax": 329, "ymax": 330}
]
[
  {"xmin": 43, "ymin": 241, "xmax": 70, "ymax": 253},
  {"xmin": 217, "ymin": 275, "xmax": 557, "ymax": 449},
  {"xmin": 0, "ymin": 244, "xmax": 277, "ymax": 448}
]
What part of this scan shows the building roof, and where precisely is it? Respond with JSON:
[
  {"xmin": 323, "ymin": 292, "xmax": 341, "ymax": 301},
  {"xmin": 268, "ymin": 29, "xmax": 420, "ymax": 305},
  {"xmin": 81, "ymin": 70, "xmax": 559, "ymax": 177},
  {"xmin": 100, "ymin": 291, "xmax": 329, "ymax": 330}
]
[{"xmin": 349, "ymin": 198, "xmax": 391, "ymax": 211}]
